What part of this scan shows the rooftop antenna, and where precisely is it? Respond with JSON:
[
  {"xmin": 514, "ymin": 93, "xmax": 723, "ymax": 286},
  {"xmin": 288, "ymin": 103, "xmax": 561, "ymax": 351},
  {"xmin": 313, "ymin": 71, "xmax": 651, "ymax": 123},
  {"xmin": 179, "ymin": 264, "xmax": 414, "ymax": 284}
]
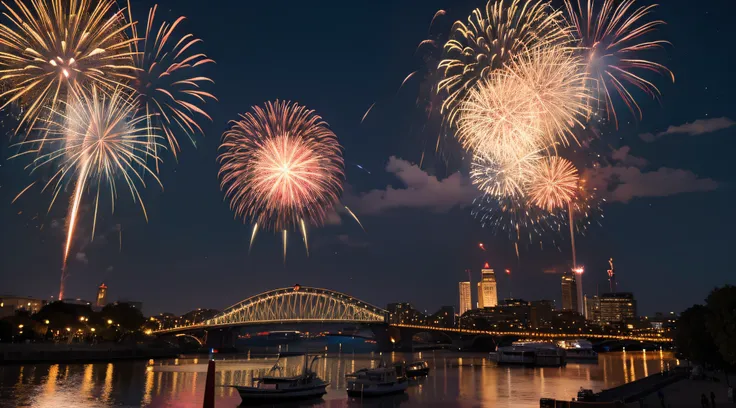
[{"xmin": 607, "ymin": 258, "xmax": 616, "ymax": 292}]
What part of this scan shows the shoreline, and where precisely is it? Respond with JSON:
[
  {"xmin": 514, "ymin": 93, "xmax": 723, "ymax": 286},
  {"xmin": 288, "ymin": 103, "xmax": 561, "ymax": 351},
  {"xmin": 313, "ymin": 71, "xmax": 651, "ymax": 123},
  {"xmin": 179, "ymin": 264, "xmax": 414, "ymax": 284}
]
[{"xmin": 0, "ymin": 343, "xmax": 181, "ymax": 365}]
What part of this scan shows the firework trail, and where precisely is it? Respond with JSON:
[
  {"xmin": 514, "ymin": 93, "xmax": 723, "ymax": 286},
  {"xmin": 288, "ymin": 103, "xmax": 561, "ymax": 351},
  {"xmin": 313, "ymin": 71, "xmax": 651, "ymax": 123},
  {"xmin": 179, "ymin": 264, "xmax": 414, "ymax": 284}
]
[
  {"xmin": 0, "ymin": 0, "xmax": 137, "ymax": 135},
  {"xmin": 439, "ymin": 0, "xmax": 569, "ymax": 124},
  {"xmin": 128, "ymin": 2, "xmax": 216, "ymax": 161},
  {"xmin": 219, "ymin": 100, "xmax": 344, "ymax": 257},
  {"xmin": 14, "ymin": 86, "xmax": 161, "ymax": 299},
  {"xmin": 564, "ymin": 0, "xmax": 674, "ymax": 126}
]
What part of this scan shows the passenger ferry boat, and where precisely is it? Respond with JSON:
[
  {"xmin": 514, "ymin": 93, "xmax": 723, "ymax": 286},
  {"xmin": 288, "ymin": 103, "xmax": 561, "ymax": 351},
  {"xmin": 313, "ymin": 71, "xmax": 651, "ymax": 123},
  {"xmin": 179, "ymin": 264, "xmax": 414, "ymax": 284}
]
[
  {"xmin": 405, "ymin": 360, "xmax": 430, "ymax": 377},
  {"xmin": 229, "ymin": 354, "xmax": 329, "ymax": 403},
  {"xmin": 346, "ymin": 362, "xmax": 409, "ymax": 397},
  {"xmin": 558, "ymin": 339, "xmax": 598, "ymax": 362},
  {"xmin": 494, "ymin": 341, "xmax": 566, "ymax": 367}
]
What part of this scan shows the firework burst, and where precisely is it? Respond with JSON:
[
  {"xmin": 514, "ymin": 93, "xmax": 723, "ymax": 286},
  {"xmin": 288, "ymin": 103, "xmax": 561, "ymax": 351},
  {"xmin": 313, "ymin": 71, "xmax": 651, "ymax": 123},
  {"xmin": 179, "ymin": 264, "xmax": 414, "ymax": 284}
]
[
  {"xmin": 439, "ymin": 0, "xmax": 569, "ymax": 124},
  {"xmin": 16, "ymin": 86, "xmax": 161, "ymax": 299},
  {"xmin": 564, "ymin": 0, "xmax": 674, "ymax": 125},
  {"xmin": 503, "ymin": 46, "xmax": 590, "ymax": 147},
  {"xmin": 0, "ymin": 0, "xmax": 137, "ymax": 134},
  {"xmin": 528, "ymin": 156, "xmax": 579, "ymax": 212},
  {"xmin": 470, "ymin": 151, "xmax": 539, "ymax": 198},
  {"xmin": 128, "ymin": 3, "xmax": 216, "ymax": 160},
  {"xmin": 457, "ymin": 71, "xmax": 545, "ymax": 161},
  {"xmin": 219, "ymin": 100, "xmax": 344, "ymax": 256}
]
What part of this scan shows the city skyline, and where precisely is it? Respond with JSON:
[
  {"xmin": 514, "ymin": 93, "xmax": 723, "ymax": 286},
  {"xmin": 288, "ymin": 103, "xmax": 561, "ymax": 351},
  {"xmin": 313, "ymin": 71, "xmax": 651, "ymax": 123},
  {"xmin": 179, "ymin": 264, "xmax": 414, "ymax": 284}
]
[{"xmin": 0, "ymin": 0, "xmax": 734, "ymax": 317}]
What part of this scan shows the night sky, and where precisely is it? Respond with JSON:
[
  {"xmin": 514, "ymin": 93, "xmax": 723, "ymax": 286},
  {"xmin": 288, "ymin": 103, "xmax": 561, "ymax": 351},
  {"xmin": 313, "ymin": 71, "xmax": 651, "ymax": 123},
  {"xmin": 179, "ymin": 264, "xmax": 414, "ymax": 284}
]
[{"xmin": 1, "ymin": 0, "xmax": 734, "ymax": 317}]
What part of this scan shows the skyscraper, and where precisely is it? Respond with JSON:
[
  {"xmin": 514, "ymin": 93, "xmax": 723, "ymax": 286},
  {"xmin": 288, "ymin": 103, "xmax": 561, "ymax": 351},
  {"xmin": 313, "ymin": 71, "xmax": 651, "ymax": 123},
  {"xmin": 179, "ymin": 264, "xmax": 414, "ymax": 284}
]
[
  {"xmin": 574, "ymin": 267, "xmax": 584, "ymax": 315},
  {"xmin": 584, "ymin": 295, "xmax": 601, "ymax": 322},
  {"xmin": 599, "ymin": 293, "xmax": 637, "ymax": 324},
  {"xmin": 459, "ymin": 281, "xmax": 471, "ymax": 316},
  {"xmin": 96, "ymin": 283, "xmax": 108, "ymax": 308},
  {"xmin": 477, "ymin": 263, "xmax": 498, "ymax": 308},
  {"xmin": 561, "ymin": 273, "xmax": 578, "ymax": 312}
]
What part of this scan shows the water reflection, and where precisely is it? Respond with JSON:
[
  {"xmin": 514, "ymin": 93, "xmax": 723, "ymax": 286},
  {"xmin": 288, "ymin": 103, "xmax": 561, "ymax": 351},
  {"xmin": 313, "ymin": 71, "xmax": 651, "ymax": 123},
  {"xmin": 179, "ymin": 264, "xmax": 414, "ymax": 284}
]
[{"xmin": 0, "ymin": 351, "xmax": 678, "ymax": 407}]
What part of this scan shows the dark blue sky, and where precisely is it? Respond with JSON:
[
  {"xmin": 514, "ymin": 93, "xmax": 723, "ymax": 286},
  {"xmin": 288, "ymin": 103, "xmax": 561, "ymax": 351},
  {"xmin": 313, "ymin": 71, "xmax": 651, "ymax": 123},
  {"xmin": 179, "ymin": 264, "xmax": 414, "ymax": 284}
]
[{"xmin": 1, "ymin": 0, "xmax": 734, "ymax": 317}]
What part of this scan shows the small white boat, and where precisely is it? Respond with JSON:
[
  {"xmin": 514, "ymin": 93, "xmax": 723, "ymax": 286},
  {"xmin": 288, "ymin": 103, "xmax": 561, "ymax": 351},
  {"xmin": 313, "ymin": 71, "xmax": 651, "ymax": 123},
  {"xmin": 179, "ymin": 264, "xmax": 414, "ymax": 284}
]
[
  {"xmin": 230, "ymin": 355, "xmax": 329, "ymax": 404},
  {"xmin": 559, "ymin": 339, "xmax": 598, "ymax": 362},
  {"xmin": 347, "ymin": 362, "xmax": 409, "ymax": 397},
  {"xmin": 494, "ymin": 341, "xmax": 566, "ymax": 367}
]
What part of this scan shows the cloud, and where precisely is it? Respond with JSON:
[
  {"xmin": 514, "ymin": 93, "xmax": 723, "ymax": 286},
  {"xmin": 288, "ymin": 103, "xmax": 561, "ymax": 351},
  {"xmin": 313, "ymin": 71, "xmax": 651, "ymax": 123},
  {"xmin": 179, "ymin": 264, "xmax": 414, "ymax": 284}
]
[
  {"xmin": 75, "ymin": 252, "xmax": 89, "ymax": 264},
  {"xmin": 640, "ymin": 117, "xmax": 736, "ymax": 142},
  {"xmin": 345, "ymin": 156, "xmax": 478, "ymax": 215},
  {"xmin": 323, "ymin": 207, "xmax": 343, "ymax": 226},
  {"xmin": 106, "ymin": 266, "xmax": 114, "ymax": 273},
  {"xmin": 611, "ymin": 146, "xmax": 648, "ymax": 168},
  {"xmin": 336, "ymin": 234, "xmax": 369, "ymax": 248},
  {"xmin": 586, "ymin": 165, "xmax": 718, "ymax": 203}
]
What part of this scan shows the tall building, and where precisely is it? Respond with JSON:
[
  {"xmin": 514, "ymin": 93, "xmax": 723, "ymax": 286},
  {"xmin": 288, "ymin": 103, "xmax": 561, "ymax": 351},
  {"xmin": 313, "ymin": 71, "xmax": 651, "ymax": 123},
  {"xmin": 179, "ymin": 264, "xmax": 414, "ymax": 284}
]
[
  {"xmin": 599, "ymin": 293, "xmax": 637, "ymax": 324},
  {"xmin": 561, "ymin": 273, "xmax": 578, "ymax": 312},
  {"xmin": 584, "ymin": 295, "xmax": 601, "ymax": 322},
  {"xmin": 96, "ymin": 283, "xmax": 108, "ymax": 308},
  {"xmin": 574, "ymin": 268, "xmax": 584, "ymax": 315},
  {"xmin": 477, "ymin": 263, "xmax": 498, "ymax": 308},
  {"xmin": 458, "ymin": 281, "xmax": 471, "ymax": 316}
]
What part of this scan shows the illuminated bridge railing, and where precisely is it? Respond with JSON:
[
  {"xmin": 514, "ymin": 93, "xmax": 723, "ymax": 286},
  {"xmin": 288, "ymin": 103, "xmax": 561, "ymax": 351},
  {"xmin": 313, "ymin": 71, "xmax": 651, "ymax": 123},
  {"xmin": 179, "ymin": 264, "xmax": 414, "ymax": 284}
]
[
  {"xmin": 154, "ymin": 286, "xmax": 387, "ymax": 334},
  {"xmin": 393, "ymin": 324, "xmax": 673, "ymax": 342}
]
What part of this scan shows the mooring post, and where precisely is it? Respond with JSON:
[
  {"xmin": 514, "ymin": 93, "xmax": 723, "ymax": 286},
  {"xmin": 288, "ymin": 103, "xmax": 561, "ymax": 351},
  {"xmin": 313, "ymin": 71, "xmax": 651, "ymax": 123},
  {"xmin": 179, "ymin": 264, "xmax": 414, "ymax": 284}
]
[{"xmin": 203, "ymin": 358, "xmax": 216, "ymax": 408}]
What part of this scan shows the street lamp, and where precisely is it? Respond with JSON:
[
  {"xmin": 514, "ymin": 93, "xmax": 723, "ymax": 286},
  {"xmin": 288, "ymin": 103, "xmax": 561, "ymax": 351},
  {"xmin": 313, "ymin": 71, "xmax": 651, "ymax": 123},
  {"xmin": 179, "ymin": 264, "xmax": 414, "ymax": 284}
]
[
  {"xmin": 44, "ymin": 320, "xmax": 50, "ymax": 325},
  {"xmin": 18, "ymin": 324, "xmax": 23, "ymax": 329},
  {"xmin": 107, "ymin": 319, "xmax": 113, "ymax": 325},
  {"xmin": 90, "ymin": 328, "xmax": 96, "ymax": 332}
]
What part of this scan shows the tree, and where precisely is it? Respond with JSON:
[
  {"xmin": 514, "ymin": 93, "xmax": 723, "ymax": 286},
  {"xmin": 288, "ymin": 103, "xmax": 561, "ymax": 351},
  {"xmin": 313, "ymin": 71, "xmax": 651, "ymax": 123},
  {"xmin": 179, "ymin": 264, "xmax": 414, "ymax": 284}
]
[
  {"xmin": 706, "ymin": 285, "xmax": 736, "ymax": 365},
  {"xmin": 674, "ymin": 305, "xmax": 725, "ymax": 366},
  {"xmin": 101, "ymin": 303, "xmax": 145, "ymax": 332}
]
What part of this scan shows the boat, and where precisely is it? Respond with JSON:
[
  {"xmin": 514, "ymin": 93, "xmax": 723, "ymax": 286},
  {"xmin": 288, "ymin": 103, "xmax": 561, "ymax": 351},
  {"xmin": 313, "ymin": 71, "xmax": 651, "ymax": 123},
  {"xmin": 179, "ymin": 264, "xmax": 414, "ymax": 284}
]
[
  {"xmin": 229, "ymin": 354, "xmax": 329, "ymax": 404},
  {"xmin": 558, "ymin": 339, "xmax": 598, "ymax": 362},
  {"xmin": 346, "ymin": 361, "xmax": 409, "ymax": 397},
  {"xmin": 494, "ymin": 341, "xmax": 566, "ymax": 367},
  {"xmin": 406, "ymin": 360, "xmax": 430, "ymax": 377}
]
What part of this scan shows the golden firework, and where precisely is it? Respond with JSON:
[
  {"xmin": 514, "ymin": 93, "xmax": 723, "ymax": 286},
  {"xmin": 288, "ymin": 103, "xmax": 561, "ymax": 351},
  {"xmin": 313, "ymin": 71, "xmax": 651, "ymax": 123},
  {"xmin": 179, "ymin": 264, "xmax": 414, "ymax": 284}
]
[
  {"xmin": 439, "ymin": 0, "xmax": 569, "ymax": 124},
  {"xmin": 564, "ymin": 0, "xmax": 674, "ymax": 125},
  {"xmin": 528, "ymin": 156, "xmax": 579, "ymax": 212},
  {"xmin": 0, "ymin": 0, "xmax": 137, "ymax": 134},
  {"xmin": 128, "ymin": 3, "xmax": 216, "ymax": 160},
  {"xmin": 17, "ymin": 86, "xmax": 161, "ymax": 299}
]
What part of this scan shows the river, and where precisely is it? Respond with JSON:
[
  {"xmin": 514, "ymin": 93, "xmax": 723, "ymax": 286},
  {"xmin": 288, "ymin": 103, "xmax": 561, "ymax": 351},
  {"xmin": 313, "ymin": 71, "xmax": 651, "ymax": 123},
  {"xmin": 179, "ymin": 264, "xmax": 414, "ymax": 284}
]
[{"xmin": 0, "ymin": 350, "xmax": 680, "ymax": 407}]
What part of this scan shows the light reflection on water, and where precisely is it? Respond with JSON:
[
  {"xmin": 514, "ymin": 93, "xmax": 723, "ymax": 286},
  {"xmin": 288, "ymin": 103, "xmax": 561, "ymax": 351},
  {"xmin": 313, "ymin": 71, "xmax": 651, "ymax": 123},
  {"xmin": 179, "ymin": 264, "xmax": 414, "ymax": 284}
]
[{"xmin": 0, "ymin": 351, "xmax": 678, "ymax": 407}]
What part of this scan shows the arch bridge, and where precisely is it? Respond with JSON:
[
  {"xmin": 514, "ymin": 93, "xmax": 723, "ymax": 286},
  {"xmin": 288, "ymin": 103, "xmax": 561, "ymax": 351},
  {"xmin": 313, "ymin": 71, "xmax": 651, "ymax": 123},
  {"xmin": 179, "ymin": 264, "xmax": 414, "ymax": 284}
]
[{"xmin": 155, "ymin": 285, "xmax": 387, "ymax": 334}]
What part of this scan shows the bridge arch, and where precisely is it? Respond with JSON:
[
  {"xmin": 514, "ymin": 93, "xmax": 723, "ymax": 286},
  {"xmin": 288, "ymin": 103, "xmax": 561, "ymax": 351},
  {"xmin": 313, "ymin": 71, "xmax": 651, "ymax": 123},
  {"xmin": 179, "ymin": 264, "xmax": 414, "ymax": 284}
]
[{"xmin": 206, "ymin": 285, "xmax": 387, "ymax": 326}]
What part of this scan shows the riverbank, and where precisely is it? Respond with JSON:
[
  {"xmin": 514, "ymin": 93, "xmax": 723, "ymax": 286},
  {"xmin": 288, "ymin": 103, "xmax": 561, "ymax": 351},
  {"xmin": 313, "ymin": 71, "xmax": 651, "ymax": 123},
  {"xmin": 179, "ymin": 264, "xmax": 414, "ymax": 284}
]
[
  {"xmin": 0, "ymin": 343, "xmax": 180, "ymax": 364},
  {"xmin": 624, "ymin": 371, "xmax": 736, "ymax": 408}
]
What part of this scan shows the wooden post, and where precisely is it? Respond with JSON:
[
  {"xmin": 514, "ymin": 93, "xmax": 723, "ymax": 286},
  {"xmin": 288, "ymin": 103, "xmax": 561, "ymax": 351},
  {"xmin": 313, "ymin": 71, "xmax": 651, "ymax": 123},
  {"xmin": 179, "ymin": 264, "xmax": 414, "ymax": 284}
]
[{"xmin": 203, "ymin": 359, "xmax": 215, "ymax": 408}]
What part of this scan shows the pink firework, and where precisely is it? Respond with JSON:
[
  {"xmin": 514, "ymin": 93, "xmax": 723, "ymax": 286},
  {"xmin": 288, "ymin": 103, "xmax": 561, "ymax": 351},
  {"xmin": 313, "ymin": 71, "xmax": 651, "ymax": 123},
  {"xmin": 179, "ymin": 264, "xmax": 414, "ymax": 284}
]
[{"xmin": 218, "ymin": 100, "xmax": 344, "ymax": 235}]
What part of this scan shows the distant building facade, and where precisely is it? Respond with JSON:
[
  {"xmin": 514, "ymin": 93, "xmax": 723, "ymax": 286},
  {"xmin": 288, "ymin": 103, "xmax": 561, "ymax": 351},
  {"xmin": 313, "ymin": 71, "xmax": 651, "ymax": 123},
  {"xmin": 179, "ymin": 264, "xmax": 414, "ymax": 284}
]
[
  {"xmin": 459, "ymin": 300, "xmax": 530, "ymax": 331},
  {"xmin": 584, "ymin": 295, "xmax": 601, "ymax": 323},
  {"xmin": 458, "ymin": 281, "xmax": 471, "ymax": 316},
  {"xmin": 0, "ymin": 296, "xmax": 46, "ymax": 318},
  {"xmin": 599, "ymin": 293, "xmax": 637, "ymax": 324},
  {"xmin": 96, "ymin": 283, "xmax": 108, "ymax": 308},
  {"xmin": 429, "ymin": 306, "xmax": 455, "ymax": 328},
  {"xmin": 561, "ymin": 273, "xmax": 578, "ymax": 312},
  {"xmin": 477, "ymin": 263, "xmax": 498, "ymax": 308},
  {"xmin": 386, "ymin": 302, "xmax": 426, "ymax": 325},
  {"xmin": 530, "ymin": 300, "xmax": 556, "ymax": 329}
]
